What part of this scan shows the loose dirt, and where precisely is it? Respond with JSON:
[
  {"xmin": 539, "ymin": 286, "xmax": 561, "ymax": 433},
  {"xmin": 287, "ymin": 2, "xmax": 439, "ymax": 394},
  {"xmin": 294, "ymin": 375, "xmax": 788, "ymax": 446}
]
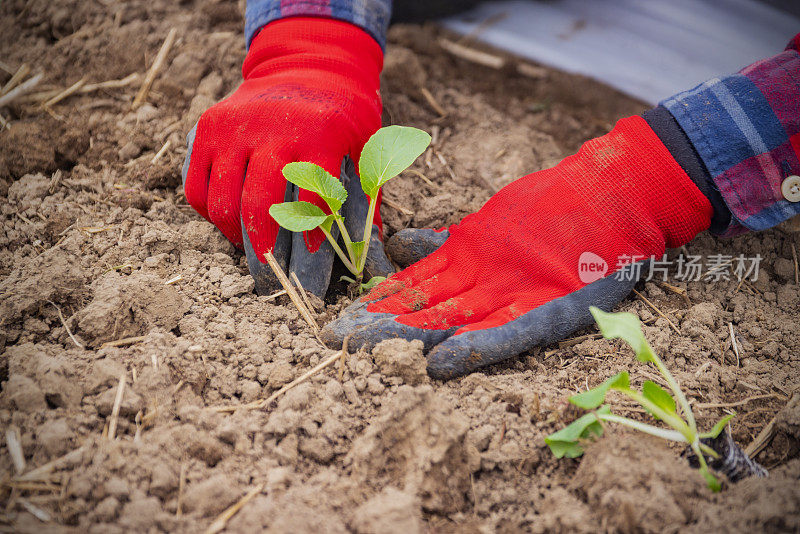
[{"xmin": 1, "ymin": 2, "xmax": 799, "ymax": 532}]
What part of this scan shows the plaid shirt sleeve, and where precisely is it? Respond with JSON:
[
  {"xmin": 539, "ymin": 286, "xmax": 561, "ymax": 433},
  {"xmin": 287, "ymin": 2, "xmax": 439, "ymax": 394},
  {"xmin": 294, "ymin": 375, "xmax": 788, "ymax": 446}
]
[
  {"xmin": 245, "ymin": 0, "xmax": 391, "ymax": 50},
  {"xmin": 661, "ymin": 33, "xmax": 800, "ymax": 237}
]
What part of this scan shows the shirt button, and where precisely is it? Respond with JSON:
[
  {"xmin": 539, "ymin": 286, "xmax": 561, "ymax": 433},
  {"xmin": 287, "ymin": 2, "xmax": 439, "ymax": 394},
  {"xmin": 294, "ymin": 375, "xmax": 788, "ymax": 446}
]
[{"xmin": 782, "ymin": 175, "xmax": 800, "ymax": 202}]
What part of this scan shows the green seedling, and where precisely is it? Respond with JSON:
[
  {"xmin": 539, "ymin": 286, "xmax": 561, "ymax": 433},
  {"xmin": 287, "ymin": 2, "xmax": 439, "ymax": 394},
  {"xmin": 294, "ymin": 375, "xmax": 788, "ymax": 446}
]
[
  {"xmin": 269, "ymin": 125, "xmax": 431, "ymax": 292},
  {"xmin": 545, "ymin": 307, "xmax": 735, "ymax": 492}
]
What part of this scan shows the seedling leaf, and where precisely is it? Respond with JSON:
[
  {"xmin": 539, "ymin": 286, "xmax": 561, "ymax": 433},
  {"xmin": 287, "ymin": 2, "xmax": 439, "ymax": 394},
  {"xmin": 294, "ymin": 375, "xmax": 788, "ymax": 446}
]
[
  {"xmin": 700, "ymin": 413, "xmax": 736, "ymax": 439},
  {"xmin": 269, "ymin": 202, "xmax": 330, "ymax": 232},
  {"xmin": 351, "ymin": 240, "xmax": 365, "ymax": 262},
  {"xmin": 362, "ymin": 276, "xmax": 385, "ymax": 291},
  {"xmin": 282, "ymin": 162, "xmax": 348, "ymax": 212},
  {"xmin": 642, "ymin": 380, "xmax": 677, "ymax": 419},
  {"xmin": 359, "ymin": 126, "xmax": 431, "ymax": 198},
  {"xmin": 545, "ymin": 405, "xmax": 611, "ymax": 458},
  {"xmin": 590, "ymin": 306, "xmax": 655, "ymax": 363},
  {"xmin": 569, "ymin": 372, "xmax": 629, "ymax": 410},
  {"xmin": 700, "ymin": 466, "xmax": 722, "ymax": 492}
]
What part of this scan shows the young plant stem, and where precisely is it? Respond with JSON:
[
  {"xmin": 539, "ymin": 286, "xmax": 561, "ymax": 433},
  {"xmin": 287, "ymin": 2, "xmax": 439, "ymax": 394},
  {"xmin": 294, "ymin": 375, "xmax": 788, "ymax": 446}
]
[
  {"xmin": 617, "ymin": 387, "xmax": 693, "ymax": 442},
  {"xmin": 357, "ymin": 195, "xmax": 378, "ymax": 272},
  {"xmin": 599, "ymin": 414, "xmax": 687, "ymax": 442},
  {"xmin": 320, "ymin": 227, "xmax": 358, "ymax": 274},
  {"xmin": 333, "ymin": 215, "xmax": 356, "ymax": 266},
  {"xmin": 358, "ymin": 195, "xmax": 378, "ymax": 272},
  {"xmin": 649, "ymin": 352, "xmax": 698, "ymax": 435}
]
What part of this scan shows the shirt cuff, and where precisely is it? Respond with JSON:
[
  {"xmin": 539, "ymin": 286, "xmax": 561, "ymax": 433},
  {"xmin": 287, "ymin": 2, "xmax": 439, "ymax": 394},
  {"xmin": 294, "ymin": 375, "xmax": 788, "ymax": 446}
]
[{"xmin": 244, "ymin": 0, "xmax": 391, "ymax": 50}]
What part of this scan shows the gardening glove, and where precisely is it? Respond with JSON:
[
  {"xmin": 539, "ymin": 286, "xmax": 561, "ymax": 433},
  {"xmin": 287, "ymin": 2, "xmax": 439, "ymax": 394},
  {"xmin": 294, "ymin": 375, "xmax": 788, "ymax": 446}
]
[
  {"xmin": 322, "ymin": 116, "xmax": 714, "ymax": 379},
  {"xmin": 182, "ymin": 17, "xmax": 393, "ymax": 297}
]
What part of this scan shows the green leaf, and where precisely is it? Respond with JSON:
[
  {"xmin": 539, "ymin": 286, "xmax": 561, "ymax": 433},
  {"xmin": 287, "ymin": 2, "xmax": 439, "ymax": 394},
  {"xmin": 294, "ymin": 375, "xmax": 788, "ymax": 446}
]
[
  {"xmin": 569, "ymin": 372, "xmax": 629, "ymax": 410},
  {"xmin": 642, "ymin": 381, "xmax": 677, "ymax": 420},
  {"xmin": 590, "ymin": 307, "xmax": 656, "ymax": 363},
  {"xmin": 282, "ymin": 162, "xmax": 348, "ymax": 212},
  {"xmin": 700, "ymin": 465, "xmax": 722, "ymax": 492},
  {"xmin": 359, "ymin": 126, "xmax": 431, "ymax": 198},
  {"xmin": 269, "ymin": 202, "xmax": 329, "ymax": 232},
  {"xmin": 351, "ymin": 240, "xmax": 365, "ymax": 264},
  {"xmin": 700, "ymin": 413, "xmax": 736, "ymax": 439},
  {"xmin": 545, "ymin": 405, "xmax": 611, "ymax": 458},
  {"xmin": 361, "ymin": 276, "xmax": 385, "ymax": 291}
]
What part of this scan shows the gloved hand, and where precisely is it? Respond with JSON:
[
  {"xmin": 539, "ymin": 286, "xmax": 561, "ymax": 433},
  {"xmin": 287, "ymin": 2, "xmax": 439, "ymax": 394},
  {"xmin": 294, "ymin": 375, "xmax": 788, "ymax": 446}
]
[
  {"xmin": 182, "ymin": 18, "xmax": 393, "ymax": 297},
  {"xmin": 322, "ymin": 116, "xmax": 714, "ymax": 379}
]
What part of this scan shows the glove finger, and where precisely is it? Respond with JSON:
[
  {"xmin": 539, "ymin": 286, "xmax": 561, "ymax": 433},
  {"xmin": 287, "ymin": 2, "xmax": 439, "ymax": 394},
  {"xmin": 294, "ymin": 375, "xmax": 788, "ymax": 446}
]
[
  {"xmin": 386, "ymin": 228, "xmax": 450, "ymax": 268},
  {"xmin": 425, "ymin": 264, "xmax": 644, "ymax": 380},
  {"xmin": 181, "ymin": 123, "xmax": 197, "ymax": 188},
  {"xmin": 207, "ymin": 151, "xmax": 248, "ymax": 247},
  {"xmin": 320, "ymin": 299, "xmax": 391, "ymax": 348},
  {"xmin": 367, "ymin": 269, "xmax": 473, "ymax": 315},
  {"xmin": 393, "ymin": 286, "xmax": 507, "ymax": 330},
  {"xmin": 339, "ymin": 156, "xmax": 394, "ymax": 279},
  {"xmin": 183, "ymin": 122, "xmax": 213, "ymax": 220},
  {"xmin": 288, "ymin": 182, "xmax": 339, "ymax": 298},
  {"xmin": 241, "ymin": 145, "xmax": 292, "ymax": 263},
  {"xmin": 242, "ymin": 184, "xmax": 292, "ymax": 295},
  {"xmin": 361, "ymin": 247, "xmax": 451, "ymax": 303}
]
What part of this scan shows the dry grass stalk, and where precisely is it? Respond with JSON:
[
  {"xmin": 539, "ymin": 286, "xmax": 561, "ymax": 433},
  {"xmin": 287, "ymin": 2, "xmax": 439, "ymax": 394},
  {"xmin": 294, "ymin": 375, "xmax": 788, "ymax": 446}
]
[
  {"xmin": 48, "ymin": 300, "xmax": 85, "ymax": 350},
  {"xmin": 438, "ymin": 38, "xmax": 505, "ymax": 69},
  {"xmin": 264, "ymin": 289, "xmax": 287, "ymax": 300},
  {"xmin": 419, "ymin": 86, "xmax": 447, "ymax": 117},
  {"xmin": 791, "ymin": 242, "xmax": 799, "ymax": 285},
  {"xmin": 151, "ymin": 139, "xmax": 172, "ymax": 164},
  {"xmin": 107, "ymin": 373, "xmax": 127, "ymax": 440},
  {"xmin": 404, "ymin": 168, "xmax": 437, "ymax": 188},
  {"xmin": 516, "ymin": 62, "xmax": 548, "ymax": 79},
  {"xmin": 558, "ymin": 333, "xmax": 602, "ymax": 349},
  {"xmin": 0, "ymin": 113, "xmax": 9, "ymax": 130},
  {"xmin": 5, "ymin": 429, "xmax": 25, "ymax": 475},
  {"xmin": 289, "ymin": 271, "xmax": 316, "ymax": 315},
  {"xmin": 1, "ymin": 63, "xmax": 30, "ymax": 96},
  {"xmin": 82, "ymin": 73, "xmax": 139, "ymax": 93},
  {"xmin": 338, "ymin": 335, "xmax": 350, "ymax": 381},
  {"xmin": 632, "ymin": 289, "xmax": 681, "ymax": 334},
  {"xmin": 100, "ymin": 335, "xmax": 147, "ymax": 348},
  {"xmin": 15, "ymin": 446, "xmax": 86, "ymax": 483},
  {"xmin": 382, "ymin": 196, "xmax": 414, "ymax": 216},
  {"xmin": 42, "ymin": 77, "xmax": 86, "ymax": 108},
  {"xmin": 204, "ymin": 483, "xmax": 265, "ymax": 534},
  {"xmin": 744, "ymin": 395, "xmax": 793, "ymax": 458},
  {"xmin": 0, "ymin": 60, "xmax": 15, "ymax": 75},
  {"xmin": 694, "ymin": 361, "xmax": 713, "ymax": 377},
  {"xmin": 165, "ymin": 274, "xmax": 182, "ymax": 285},
  {"xmin": 18, "ymin": 499, "xmax": 51, "ymax": 522},
  {"xmin": 264, "ymin": 251, "xmax": 319, "ymax": 334},
  {"xmin": 214, "ymin": 349, "xmax": 344, "ymax": 413},
  {"xmin": 132, "ymin": 27, "xmax": 178, "ymax": 109},
  {"xmin": 0, "ymin": 72, "xmax": 43, "ymax": 108},
  {"xmin": 654, "ymin": 280, "xmax": 691, "ymax": 306},
  {"xmin": 728, "ymin": 322, "xmax": 741, "ymax": 367}
]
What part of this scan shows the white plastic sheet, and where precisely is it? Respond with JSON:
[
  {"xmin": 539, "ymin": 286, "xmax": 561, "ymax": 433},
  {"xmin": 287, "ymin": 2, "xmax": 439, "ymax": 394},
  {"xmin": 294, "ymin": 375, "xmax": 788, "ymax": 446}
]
[{"xmin": 442, "ymin": 0, "xmax": 800, "ymax": 104}]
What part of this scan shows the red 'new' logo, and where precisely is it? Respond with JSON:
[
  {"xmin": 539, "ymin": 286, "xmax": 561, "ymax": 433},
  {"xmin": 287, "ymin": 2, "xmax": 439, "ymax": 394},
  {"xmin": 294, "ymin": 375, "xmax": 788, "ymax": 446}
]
[{"xmin": 578, "ymin": 252, "xmax": 608, "ymax": 283}]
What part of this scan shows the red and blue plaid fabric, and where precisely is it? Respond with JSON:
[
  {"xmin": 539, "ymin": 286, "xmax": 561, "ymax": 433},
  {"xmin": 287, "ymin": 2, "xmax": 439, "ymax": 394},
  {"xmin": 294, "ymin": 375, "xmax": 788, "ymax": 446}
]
[
  {"xmin": 245, "ymin": 0, "xmax": 391, "ymax": 49},
  {"xmin": 662, "ymin": 33, "xmax": 800, "ymax": 236}
]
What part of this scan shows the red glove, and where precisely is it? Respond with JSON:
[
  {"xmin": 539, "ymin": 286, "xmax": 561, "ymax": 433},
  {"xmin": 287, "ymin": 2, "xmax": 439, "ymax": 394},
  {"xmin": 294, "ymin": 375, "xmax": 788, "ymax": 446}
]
[
  {"xmin": 182, "ymin": 18, "xmax": 384, "ymax": 294},
  {"xmin": 322, "ymin": 117, "xmax": 714, "ymax": 379}
]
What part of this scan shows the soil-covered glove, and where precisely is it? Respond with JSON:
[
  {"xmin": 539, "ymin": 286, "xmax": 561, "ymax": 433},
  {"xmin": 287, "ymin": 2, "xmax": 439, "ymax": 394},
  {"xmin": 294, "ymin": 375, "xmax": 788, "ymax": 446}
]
[
  {"xmin": 182, "ymin": 18, "xmax": 392, "ymax": 297},
  {"xmin": 322, "ymin": 116, "xmax": 713, "ymax": 379}
]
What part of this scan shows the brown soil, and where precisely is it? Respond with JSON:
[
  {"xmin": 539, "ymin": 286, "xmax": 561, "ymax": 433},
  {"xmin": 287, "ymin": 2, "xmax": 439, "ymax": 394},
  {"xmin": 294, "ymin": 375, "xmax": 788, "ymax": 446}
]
[{"xmin": 1, "ymin": 2, "xmax": 799, "ymax": 532}]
